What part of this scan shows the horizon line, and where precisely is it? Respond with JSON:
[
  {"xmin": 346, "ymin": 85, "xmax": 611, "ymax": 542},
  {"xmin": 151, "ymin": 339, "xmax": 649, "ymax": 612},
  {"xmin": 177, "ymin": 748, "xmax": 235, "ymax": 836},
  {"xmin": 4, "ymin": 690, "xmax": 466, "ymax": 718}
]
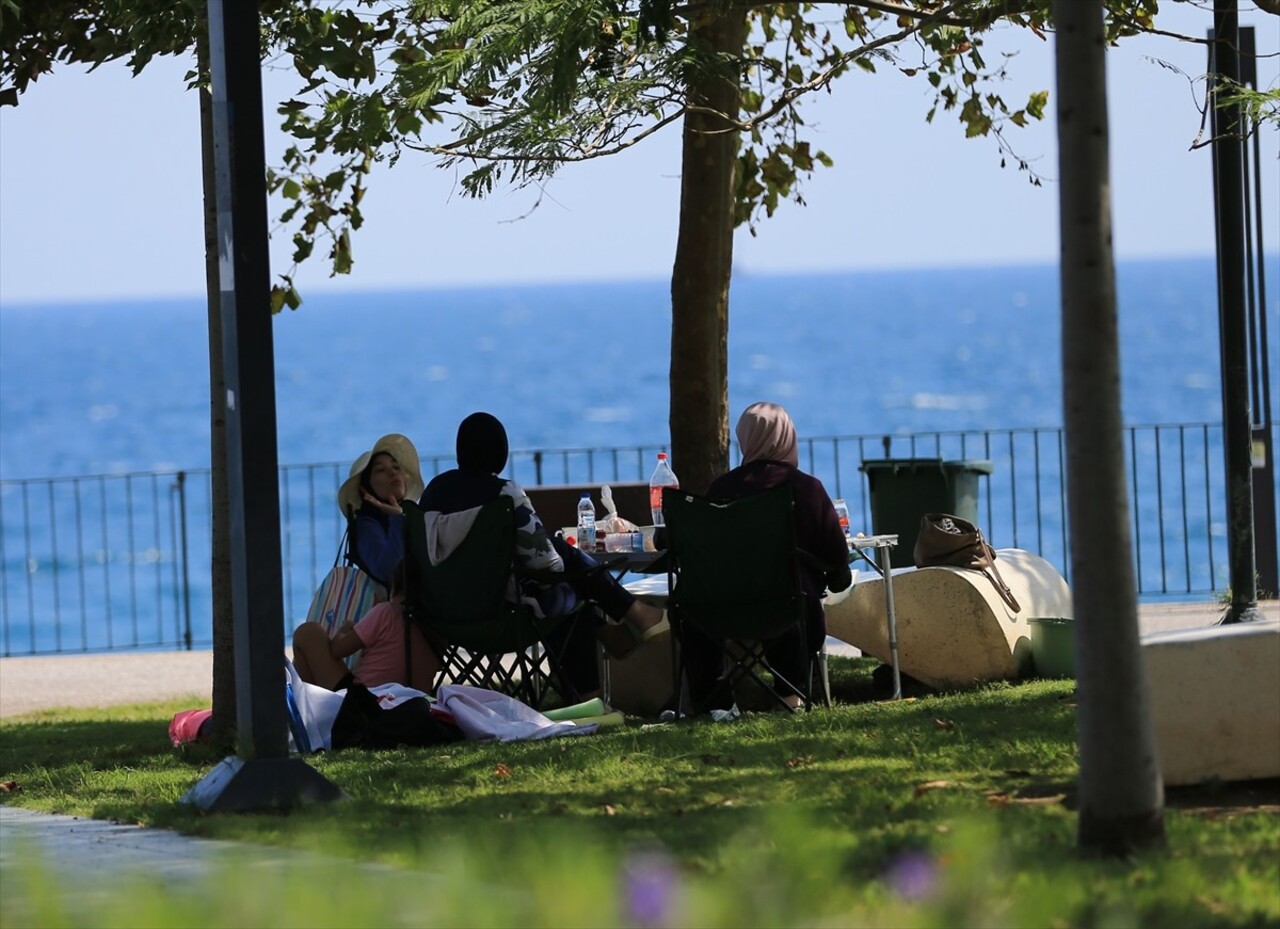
[{"xmin": 1, "ymin": 250, "xmax": 1257, "ymax": 311}]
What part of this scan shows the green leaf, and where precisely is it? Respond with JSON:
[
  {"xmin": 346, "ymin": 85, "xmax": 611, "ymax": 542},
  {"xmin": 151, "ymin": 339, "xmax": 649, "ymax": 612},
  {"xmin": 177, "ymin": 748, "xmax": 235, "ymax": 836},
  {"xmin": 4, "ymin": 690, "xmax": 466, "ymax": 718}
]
[
  {"xmin": 332, "ymin": 229, "xmax": 353, "ymax": 275},
  {"xmin": 292, "ymin": 233, "xmax": 313, "ymax": 264},
  {"xmin": 282, "ymin": 178, "xmax": 302, "ymax": 200},
  {"xmin": 394, "ymin": 111, "xmax": 423, "ymax": 136},
  {"xmin": 1026, "ymin": 91, "xmax": 1049, "ymax": 121}
]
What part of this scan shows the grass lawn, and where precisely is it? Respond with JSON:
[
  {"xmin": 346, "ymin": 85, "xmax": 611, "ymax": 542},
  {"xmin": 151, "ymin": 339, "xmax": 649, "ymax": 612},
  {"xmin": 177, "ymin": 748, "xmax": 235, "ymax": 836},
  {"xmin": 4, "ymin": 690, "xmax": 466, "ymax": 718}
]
[{"xmin": 1, "ymin": 658, "xmax": 1277, "ymax": 927}]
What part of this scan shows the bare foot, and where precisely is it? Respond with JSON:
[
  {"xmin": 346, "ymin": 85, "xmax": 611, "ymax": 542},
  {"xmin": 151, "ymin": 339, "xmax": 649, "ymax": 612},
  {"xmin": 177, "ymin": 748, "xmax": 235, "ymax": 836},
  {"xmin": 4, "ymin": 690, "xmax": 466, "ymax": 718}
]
[{"xmin": 624, "ymin": 600, "xmax": 666, "ymax": 634}]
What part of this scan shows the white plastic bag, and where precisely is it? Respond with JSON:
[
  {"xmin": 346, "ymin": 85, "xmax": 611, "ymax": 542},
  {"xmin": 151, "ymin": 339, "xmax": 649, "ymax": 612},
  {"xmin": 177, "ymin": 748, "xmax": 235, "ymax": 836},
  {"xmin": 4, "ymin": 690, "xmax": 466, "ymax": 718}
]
[
  {"xmin": 596, "ymin": 484, "xmax": 640, "ymax": 535},
  {"xmin": 436, "ymin": 684, "xmax": 597, "ymax": 741},
  {"xmin": 285, "ymin": 658, "xmax": 346, "ymax": 753}
]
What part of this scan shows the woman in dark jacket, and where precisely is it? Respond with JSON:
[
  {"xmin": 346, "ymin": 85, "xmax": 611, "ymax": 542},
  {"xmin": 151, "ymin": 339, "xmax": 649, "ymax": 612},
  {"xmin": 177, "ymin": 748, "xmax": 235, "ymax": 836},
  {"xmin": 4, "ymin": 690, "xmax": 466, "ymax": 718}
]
[{"xmin": 692, "ymin": 402, "xmax": 853, "ymax": 709}]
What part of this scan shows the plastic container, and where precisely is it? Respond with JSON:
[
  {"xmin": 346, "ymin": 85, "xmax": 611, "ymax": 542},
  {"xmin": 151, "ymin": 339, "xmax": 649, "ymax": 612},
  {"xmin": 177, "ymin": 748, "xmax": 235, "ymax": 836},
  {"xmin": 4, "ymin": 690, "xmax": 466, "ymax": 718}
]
[
  {"xmin": 605, "ymin": 531, "xmax": 644, "ymax": 553},
  {"xmin": 1029, "ymin": 617, "xmax": 1076, "ymax": 678},
  {"xmin": 858, "ymin": 457, "xmax": 994, "ymax": 567},
  {"xmin": 649, "ymin": 452, "xmax": 679, "ymax": 527},
  {"xmin": 576, "ymin": 492, "xmax": 597, "ymax": 553}
]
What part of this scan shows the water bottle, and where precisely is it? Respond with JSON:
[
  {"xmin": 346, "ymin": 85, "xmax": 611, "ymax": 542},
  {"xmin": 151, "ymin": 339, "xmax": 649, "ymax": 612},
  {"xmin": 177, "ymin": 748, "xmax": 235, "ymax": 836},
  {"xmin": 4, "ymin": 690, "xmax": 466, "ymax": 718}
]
[
  {"xmin": 833, "ymin": 498, "xmax": 852, "ymax": 539},
  {"xmin": 649, "ymin": 452, "xmax": 679, "ymax": 527},
  {"xmin": 576, "ymin": 492, "xmax": 597, "ymax": 552}
]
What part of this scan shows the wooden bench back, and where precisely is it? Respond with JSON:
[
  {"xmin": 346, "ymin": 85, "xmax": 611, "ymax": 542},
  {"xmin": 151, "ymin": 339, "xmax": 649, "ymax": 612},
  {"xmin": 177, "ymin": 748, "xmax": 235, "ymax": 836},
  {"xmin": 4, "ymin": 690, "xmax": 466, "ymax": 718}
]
[{"xmin": 525, "ymin": 481, "xmax": 651, "ymax": 534}]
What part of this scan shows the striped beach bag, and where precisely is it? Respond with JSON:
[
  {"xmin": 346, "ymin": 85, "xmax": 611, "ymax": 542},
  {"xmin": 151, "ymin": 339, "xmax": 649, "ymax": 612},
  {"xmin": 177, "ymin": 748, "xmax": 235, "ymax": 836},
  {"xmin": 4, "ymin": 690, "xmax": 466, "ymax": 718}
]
[{"xmin": 305, "ymin": 537, "xmax": 384, "ymax": 669}]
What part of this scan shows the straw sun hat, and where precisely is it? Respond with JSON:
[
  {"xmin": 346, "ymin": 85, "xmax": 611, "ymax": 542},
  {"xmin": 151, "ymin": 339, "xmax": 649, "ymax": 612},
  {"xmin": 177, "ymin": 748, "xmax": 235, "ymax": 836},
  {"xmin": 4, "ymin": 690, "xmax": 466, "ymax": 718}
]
[{"xmin": 337, "ymin": 434, "xmax": 425, "ymax": 516}]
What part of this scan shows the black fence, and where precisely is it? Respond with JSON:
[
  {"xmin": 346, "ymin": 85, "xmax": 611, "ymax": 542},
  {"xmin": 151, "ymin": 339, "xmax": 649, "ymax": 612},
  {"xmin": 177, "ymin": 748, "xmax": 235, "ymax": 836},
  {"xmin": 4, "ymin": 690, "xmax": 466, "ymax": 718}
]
[{"xmin": 1, "ymin": 421, "xmax": 1275, "ymax": 657}]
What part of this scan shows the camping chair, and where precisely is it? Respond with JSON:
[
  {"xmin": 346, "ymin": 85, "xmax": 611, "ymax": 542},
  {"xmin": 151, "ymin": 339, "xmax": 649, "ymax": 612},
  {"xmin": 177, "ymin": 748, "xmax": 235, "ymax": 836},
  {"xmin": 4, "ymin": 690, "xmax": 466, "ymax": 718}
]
[
  {"xmin": 401, "ymin": 497, "xmax": 589, "ymax": 710},
  {"xmin": 664, "ymin": 483, "xmax": 830, "ymax": 715}
]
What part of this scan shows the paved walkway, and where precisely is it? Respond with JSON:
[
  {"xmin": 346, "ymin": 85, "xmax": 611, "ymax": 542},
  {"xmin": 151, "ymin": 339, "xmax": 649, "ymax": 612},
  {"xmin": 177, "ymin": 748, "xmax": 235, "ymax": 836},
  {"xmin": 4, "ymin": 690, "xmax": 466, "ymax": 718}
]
[{"xmin": 2, "ymin": 600, "xmax": 1273, "ymax": 719}]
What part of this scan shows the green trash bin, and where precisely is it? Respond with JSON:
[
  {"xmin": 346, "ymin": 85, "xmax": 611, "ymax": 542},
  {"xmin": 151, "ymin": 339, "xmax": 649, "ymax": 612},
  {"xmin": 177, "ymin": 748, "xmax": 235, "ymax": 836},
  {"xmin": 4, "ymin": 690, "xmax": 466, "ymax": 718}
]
[{"xmin": 858, "ymin": 458, "xmax": 994, "ymax": 568}]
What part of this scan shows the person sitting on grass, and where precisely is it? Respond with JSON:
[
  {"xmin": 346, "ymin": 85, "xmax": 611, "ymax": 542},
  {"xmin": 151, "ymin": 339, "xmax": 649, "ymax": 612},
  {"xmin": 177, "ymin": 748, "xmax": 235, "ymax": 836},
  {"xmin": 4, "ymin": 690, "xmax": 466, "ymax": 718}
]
[
  {"xmin": 292, "ymin": 558, "xmax": 440, "ymax": 693},
  {"xmin": 418, "ymin": 411, "xmax": 668, "ymax": 698}
]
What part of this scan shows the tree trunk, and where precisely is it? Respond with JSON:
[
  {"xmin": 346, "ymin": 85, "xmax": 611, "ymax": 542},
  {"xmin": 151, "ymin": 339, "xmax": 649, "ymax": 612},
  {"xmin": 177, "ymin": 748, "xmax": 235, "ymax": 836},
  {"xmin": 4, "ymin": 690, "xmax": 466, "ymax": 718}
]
[
  {"xmin": 199, "ymin": 43, "xmax": 237, "ymax": 754},
  {"xmin": 668, "ymin": 9, "xmax": 748, "ymax": 494},
  {"xmin": 1052, "ymin": 0, "xmax": 1165, "ymax": 856}
]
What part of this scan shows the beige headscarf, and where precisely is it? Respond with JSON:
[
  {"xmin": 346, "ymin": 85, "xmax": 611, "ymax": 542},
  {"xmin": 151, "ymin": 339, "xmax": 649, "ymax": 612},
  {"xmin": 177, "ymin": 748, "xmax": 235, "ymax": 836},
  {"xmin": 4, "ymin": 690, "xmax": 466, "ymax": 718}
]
[{"xmin": 736, "ymin": 402, "xmax": 799, "ymax": 467}]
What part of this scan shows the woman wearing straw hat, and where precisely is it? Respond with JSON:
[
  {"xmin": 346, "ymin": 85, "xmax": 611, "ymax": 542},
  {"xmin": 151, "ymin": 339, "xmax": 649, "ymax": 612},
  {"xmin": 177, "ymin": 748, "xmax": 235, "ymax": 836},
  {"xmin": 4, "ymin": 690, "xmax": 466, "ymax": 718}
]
[{"xmin": 338, "ymin": 434, "xmax": 426, "ymax": 589}]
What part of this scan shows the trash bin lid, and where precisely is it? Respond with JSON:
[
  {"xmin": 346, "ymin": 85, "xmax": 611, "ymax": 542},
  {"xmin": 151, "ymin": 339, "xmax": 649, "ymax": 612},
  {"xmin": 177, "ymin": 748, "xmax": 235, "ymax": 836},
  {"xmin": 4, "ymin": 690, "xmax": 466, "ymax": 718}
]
[
  {"xmin": 858, "ymin": 457, "xmax": 944, "ymax": 473},
  {"xmin": 858, "ymin": 458, "xmax": 994, "ymax": 475},
  {"xmin": 943, "ymin": 459, "xmax": 994, "ymax": 475}
]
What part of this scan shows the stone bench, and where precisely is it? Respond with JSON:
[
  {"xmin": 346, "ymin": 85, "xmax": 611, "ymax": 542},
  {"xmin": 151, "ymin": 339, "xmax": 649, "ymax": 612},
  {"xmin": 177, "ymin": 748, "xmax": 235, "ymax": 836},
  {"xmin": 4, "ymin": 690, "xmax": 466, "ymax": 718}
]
[
  {"xmin": 1142, "ymin": 619, "xmax": 1280, "ymax": 787},
  {"xmin": 823, "ymin": 549, "xmax": 1072, "ymax": 689}
]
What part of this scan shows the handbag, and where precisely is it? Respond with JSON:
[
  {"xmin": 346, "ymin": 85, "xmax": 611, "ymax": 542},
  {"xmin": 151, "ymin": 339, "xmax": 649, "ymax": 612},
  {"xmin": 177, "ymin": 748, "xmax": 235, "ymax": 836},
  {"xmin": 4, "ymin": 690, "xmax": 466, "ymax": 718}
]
[
  {"xmin": 304, "ymin": 529, "xmax": 385, "ymax": 668},
  {"xmin": 913, "ymin": 513, "xmax": 1021, "ymax": 612},
  {"xmin": 330, "ymin": 682, "xmax": 463, "ymax": 751}
]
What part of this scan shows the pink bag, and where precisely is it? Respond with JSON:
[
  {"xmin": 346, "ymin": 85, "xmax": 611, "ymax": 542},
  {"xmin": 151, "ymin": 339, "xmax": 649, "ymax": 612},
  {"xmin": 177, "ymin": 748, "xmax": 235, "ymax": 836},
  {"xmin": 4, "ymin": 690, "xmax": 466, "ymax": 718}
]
[{"xmin": 168, "ymin": 708, "xmax": 213, "ymax": 746}]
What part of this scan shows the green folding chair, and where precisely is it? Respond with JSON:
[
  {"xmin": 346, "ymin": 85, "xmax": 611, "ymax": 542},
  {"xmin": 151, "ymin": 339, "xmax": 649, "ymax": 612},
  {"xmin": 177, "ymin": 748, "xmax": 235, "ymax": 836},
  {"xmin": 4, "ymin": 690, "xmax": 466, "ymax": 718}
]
[
  {"xmin": 401, "ymin": 497, "xmax": 587, "ymax": 710},
  {"xmin": 664, "ymin": 483, "xmax": 830, "ymax": 715}
]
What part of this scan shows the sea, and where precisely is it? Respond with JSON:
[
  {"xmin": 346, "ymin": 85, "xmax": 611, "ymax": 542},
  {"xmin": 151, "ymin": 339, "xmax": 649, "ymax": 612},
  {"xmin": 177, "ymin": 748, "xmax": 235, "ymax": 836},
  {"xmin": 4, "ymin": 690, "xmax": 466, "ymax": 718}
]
[
  {"xmin": 0, "ymin": 258, "xmax": 1244, "ymax": 481},
  {"xmin": 1, "ymin": 257, "xmax": 1274, "ymax": 655}
]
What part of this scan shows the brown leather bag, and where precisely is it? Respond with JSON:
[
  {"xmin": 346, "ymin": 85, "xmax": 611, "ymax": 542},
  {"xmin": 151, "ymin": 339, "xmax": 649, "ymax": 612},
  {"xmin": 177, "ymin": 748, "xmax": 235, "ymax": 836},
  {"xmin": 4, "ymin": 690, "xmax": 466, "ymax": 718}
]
[{"xmin": 913, "ymin": 513, "xmax": 1021, "ymax": 612}]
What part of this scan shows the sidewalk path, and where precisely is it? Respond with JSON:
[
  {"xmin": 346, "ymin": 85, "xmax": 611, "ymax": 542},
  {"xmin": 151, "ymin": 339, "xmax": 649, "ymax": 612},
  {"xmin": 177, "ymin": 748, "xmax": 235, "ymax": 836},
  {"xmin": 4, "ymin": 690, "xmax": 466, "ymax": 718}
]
[
  {"xmin": 1, "ymin": 649, "xmax": 214, "ymax": 719},
  {"xmin": 3, "ymin": 601, "xmax": 1274, "ymax": 719}
]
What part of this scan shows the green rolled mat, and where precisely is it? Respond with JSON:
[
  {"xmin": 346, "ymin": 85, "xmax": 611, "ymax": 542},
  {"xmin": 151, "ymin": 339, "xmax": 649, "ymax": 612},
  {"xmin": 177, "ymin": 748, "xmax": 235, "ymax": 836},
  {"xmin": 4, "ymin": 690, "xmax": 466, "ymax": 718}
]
[
  {"xmin": 542, "ymin": 697, "xmax": 607, "ymax": 720},
  {"xmin": 570, "ymin": 710, "xmax": 626, "ymax": 728}
]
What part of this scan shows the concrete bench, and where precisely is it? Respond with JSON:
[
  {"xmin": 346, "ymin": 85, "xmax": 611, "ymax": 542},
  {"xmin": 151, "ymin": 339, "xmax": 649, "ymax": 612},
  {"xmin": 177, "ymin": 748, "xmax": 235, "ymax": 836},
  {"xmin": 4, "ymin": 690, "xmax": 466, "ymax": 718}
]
[
  {"xmin": 1142, "ymin": 619, "xmax": 1280, "ymax": 787},
  {"xmin": 823, "ymin": 549, "xmax": 1072, "ymax": 689}
]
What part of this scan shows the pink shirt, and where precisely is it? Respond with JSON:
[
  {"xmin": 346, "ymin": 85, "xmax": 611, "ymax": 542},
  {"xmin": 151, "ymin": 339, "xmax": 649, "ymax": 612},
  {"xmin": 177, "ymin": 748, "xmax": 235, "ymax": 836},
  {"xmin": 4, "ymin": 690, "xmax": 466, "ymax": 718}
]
[{"xmin": 352, "ymin": 602, "xmax": 435, "ymax": 692}]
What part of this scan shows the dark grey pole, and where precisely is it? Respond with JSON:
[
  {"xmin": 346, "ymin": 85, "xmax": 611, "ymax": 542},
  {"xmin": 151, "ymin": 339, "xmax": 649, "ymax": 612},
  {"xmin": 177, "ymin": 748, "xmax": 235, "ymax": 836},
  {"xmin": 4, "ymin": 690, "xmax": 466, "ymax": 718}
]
[
  {"xmin": 1238, "ymin": 28, "xmax": 1278, "ymax": 598},
  {"xmin": 1209, "ymin": 2, "xmax": 1262, "ymax": 623},
  {"xmin": 208, "ymin": 0, "xmax": 286, "ymax": 758},
  {"xmin": 183, "ymin": 0, "xmax": 342, "ymax": 811}
]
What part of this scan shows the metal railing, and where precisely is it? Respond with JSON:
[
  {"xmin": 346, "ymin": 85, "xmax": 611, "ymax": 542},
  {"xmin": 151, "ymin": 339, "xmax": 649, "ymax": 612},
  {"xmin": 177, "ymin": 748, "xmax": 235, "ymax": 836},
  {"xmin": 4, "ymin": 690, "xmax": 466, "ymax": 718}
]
[{"xmin": 1, "ymin": 421, "xmax": 1274, "ymax": 657}]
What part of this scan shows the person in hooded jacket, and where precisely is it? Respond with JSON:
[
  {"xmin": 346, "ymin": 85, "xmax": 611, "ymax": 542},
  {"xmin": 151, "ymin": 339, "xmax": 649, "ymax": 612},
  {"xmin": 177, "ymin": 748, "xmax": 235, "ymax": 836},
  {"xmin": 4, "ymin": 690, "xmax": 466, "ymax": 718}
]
[{"xmin": 419, "ymin": 412, "xmax": 667, "ymax": 696}]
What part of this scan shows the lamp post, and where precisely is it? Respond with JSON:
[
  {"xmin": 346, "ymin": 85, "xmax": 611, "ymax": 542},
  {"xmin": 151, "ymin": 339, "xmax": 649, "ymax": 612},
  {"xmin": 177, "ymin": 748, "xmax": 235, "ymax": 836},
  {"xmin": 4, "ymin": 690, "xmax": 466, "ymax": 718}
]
[{"xmin": 183, "ymin": 0, "xmax": 342, "ymax": 811}]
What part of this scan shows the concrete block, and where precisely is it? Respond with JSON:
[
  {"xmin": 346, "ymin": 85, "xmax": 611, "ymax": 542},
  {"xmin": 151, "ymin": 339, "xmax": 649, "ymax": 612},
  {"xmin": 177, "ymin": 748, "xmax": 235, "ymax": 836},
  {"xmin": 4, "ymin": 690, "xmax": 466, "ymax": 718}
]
[
  {"xmin": 1142, "ymin": 619, "xmax": 1280, "ymax": 787},
  {"xmin": 824, "ymin": 549, "xmax": 1072, "ymax": 689}
]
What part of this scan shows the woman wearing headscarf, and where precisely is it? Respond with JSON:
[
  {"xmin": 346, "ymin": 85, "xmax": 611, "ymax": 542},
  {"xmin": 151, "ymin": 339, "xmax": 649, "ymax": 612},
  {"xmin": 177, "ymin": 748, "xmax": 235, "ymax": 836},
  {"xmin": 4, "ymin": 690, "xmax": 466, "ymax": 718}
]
[
  {"xmin": 692, "ymin": 402, "xmax": 853, "ymax": 709},
  {"xmin": 419, "ymin": 412, "xmax": 667, "ymax": 696},
  {"xmin": 337, "ymin": 434, "xmax": 426, "ymax": 589}
]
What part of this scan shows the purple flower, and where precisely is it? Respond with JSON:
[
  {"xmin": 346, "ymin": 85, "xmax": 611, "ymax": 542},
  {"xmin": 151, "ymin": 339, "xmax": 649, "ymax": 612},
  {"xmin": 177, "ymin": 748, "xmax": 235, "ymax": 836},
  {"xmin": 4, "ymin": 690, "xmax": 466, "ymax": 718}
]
[
  {"xmin": 623, "ymin": 849, "xmax": 682, "ymax": 927},
  {"xmin": 884, "ymin": 851, "xmax": 938, "ymax": 902}
]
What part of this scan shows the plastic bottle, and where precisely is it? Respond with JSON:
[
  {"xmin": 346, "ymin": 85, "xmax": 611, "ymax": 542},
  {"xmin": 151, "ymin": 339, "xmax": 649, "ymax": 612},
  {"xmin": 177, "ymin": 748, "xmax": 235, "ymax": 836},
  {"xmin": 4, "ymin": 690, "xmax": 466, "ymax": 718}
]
[
  {"xmin": 833, "ymin": 498, "xmax": 852, "ymax": 538},
  {"xmin": 649, "ymin": 452, "xmax": 679, "ymax": 526},
  {"xmin": 576, "ymin": 492, "xmax": 597, "ymax": 552}
]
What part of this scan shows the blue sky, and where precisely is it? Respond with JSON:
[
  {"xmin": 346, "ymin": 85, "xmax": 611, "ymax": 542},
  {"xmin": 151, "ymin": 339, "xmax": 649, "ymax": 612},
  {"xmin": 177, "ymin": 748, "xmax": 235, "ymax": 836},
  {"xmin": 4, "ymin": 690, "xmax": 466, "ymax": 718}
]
[{"xmin": 0, "ymin": 2, "xmax": 1276, "ymax": 305}]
